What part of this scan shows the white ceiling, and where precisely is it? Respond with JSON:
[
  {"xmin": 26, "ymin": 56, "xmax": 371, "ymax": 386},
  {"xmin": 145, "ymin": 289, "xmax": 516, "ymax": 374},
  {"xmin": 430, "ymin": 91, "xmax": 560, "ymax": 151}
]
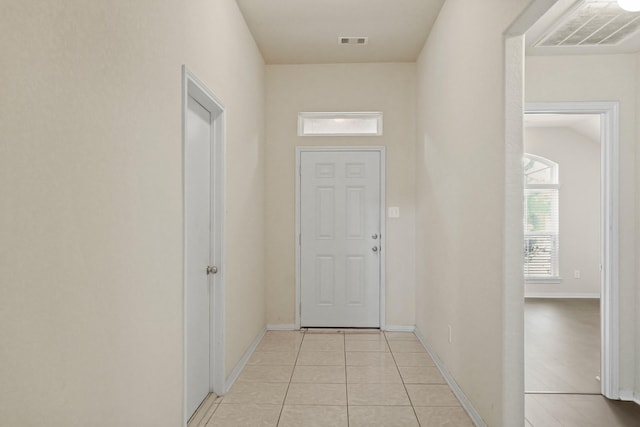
[
  {"xmin": 525, "ymin": 113, "xmax": 601, "ymax": 142},
  {"xmin": 235, "ymin": 0, "xmax": 445, "ymax": 64},
  {"xmin": 526, "ymin": 0, "xmax": 640, "ymax": 55},
  {"xmin": 236, "ymin": 0, "xmax": 640, "ymax": 63}
]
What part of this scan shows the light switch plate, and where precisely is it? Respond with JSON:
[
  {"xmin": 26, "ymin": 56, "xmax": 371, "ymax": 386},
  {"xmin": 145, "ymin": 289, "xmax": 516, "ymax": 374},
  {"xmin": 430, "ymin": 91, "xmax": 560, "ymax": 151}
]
[{"xmin": 388, "ymin": 207, "xmax": 400, "ymax": 218}]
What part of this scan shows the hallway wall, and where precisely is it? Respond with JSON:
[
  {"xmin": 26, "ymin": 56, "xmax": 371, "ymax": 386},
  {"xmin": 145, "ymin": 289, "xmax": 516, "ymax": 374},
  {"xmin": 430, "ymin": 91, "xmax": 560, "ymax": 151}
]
[
  {"xmin": 184, "ymin": 0, "xmax": 267, "ymax": 382},
  {"xmin": 415, "ymin": 0, "xmax": 530, "ymax": 425},
  {"xmin": 264, "ymin": 63, "xmax": 417, "ymax": 328},
  {"xmin": 0, "ymin": 1, "xmax": 265, "ymax": 425},
  {"xmin": 525, "ymin": 53, "xmax": 639, "ymax": 397}
]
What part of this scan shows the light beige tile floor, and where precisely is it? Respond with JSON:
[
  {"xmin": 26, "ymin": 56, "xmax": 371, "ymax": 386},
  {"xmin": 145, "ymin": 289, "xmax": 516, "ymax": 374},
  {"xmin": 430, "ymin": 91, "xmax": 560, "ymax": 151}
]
[{"xmin": 188, "ymin": 330, "xmax": 474, "ymax": 426}]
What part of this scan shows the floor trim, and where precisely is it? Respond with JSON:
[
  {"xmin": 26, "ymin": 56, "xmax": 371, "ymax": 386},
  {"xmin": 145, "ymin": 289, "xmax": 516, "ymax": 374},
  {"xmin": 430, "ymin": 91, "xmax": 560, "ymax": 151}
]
[
  {"xmin": 267, "ymin": 325, "xmax": 419, "ymax": 332},
  {"xmin": 525, "ymin": 391, "xmax": 601, "ymax": 395},
  {"xmin": 384, "ymin": 325, "xmax": 416, "ymax": 332},
  {"xmin": 414, "ymin": 327, "xmax": 486, "ymax": 427},
  {"xmin": 266, "ymin": 323, "xmax": 297, "ymax": 331},
  {"xmin": 223, "ymin": 327, "xmax": 266, "ymax": 394},
  {"xmin": 525, "ymin": 293, "xmax": 600, "ymax": 299},
  {"xmin": 619, "ymin": 389, "xmax": 635, "ymax": 402}
]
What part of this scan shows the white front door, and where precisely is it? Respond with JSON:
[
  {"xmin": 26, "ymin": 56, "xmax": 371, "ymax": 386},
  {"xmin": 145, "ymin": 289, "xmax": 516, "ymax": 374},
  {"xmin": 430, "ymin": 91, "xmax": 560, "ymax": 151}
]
[
  {"xmin": 185, "ymin": 95, "xmax": 212, "ymax": 420},
  {"xmin": 299, "ymin": 150, "xmax": 382, "ymax": 327}
]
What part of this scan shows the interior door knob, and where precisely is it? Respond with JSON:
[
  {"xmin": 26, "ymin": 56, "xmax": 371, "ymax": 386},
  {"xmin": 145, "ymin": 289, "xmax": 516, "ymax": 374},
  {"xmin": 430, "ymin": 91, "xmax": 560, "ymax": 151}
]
[
  {"xmin": 372, "ymin": 246, "xmax": 378, "ymax": 253},
  {"xmin": 372, "ymin": 233, "xmax": 378, "ymax": 239}
]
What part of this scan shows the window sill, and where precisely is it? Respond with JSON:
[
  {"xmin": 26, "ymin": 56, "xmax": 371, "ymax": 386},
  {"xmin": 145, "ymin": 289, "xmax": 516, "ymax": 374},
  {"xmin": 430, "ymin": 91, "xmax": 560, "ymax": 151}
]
[{"xmin": 526, "ymin": 277, "xmax": 562, "ymax": 284}]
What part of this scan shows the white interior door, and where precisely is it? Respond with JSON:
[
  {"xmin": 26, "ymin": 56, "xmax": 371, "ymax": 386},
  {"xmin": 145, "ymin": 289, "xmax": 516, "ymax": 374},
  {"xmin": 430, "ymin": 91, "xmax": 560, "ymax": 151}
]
[
  {"xmin": 185, "ymin": 95, "xmax": 212, "ymax": 420},
  {"xmin": 300, "ymin": 150, "xmax": 381, "ymax": 327}
]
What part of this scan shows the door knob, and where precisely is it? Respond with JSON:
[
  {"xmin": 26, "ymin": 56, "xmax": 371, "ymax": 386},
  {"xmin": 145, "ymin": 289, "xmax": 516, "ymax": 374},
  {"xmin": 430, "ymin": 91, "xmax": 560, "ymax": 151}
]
[
  {"xmin": 372, "ymin": 233, "xmax": 378, "ymax": 239},
  {"xmin": 206, "ymin": 266, "xmax": 218, "ymax": 275},
  {"xmin": 372, "ymin": 246, "xmax": 378, "ymax": 253}
]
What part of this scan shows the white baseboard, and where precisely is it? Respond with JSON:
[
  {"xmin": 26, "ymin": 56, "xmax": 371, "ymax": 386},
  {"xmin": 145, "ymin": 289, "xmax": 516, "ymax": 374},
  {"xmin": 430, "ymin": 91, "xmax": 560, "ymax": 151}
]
[
  {"xmin": 618, "ymin": 390, "xmax": 631, "ymax": 400},
  {"xmin": 223, "ymin": 326, "xmax": 266, "ymax": 393},
  {"xmin": 414, "ymin": 327, "xmax": 486, "ymax": 427},
  {"xmin": 266, "ymin": 323, "xmax": 297, "ymax": 330},
  {"xmin": 619, "ymin": 389, "xmax": 636, "ymax": 402},
  {"xmin": 525, "ymin": 292, "xmax": 600, "ymax": 299},
  {"xmin": 635, "ymin": 391, "xmax": 640, "ymax": 406},
  {"xmin": 266, "ymin": 324, "xmax": 415, "ymax": 332},
  {"xmin": 384, "ymin": 325, "xmax": 416, "ymax": 332}
]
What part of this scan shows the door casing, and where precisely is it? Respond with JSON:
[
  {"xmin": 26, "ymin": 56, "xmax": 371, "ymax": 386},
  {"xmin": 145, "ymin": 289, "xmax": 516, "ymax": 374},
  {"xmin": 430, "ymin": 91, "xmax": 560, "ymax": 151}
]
[
  {"xmin": 525, "ymin": 101, "xmax": 620, "ymax": 399},
  {"xmin": 182, "ymin": 66, "xmax": 226, "ymax": 425},
  {"xmin": 295, "ymin": 146, "xmax": 386, "ymax": 330}
]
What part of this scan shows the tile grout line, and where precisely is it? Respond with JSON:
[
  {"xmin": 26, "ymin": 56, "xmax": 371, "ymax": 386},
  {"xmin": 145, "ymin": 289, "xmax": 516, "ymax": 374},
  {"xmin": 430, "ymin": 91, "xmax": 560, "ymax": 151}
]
[
  {"xmin": 199, "ymin": 394, "xmax": 219, "ymax": 427},
  {"xmin": 212, "ymin": 331, "xmax": 479, "ymax": 426},
  {"xmin": 274, "ymin": 330, "xmax": 304, "ymax": 427},
  {"xmin": 344, "ymin": 331, "xmax": 349, "ymax": 427},
  {"xmin": 524, "ymin": 414, "xmax": 534, "ymax": 427},
  {"xmin": 189, "ymin": 392, "xmax": 218, "ymax": 427},
  {"xmin": 384, "ymin": 331, "xmax": 423, "ymax": 427}
]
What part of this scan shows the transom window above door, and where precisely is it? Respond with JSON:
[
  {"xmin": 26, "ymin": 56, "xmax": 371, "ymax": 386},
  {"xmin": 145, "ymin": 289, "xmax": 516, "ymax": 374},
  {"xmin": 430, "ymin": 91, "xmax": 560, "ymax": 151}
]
[
  {"xmin": 298, "ymin": 112, "xmax": 383, "ymax": 136},
  {"xmin": 523, "ymin": 153, "xmax": 560, "ymax": 282}
]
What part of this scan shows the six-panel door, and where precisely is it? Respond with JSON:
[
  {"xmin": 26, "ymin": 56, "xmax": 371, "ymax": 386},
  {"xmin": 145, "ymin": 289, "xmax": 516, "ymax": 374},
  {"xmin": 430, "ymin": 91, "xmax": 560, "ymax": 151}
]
[{"xmin": 300, "ymin": 150, "xmax": 381, "ymax": 327}]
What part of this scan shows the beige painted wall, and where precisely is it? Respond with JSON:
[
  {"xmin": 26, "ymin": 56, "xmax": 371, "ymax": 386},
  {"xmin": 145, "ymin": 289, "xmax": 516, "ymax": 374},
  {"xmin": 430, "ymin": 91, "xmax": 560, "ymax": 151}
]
[
  {"xmin": 524, "ymin": 127, "xmax": 601, "ymax": 297},
  {"xmin": 265, "ymin": 63, "xmax": 416, "ymax": 328},
  {"xmin": 184, "ymin": 0, "xmax": 267, "ymax": 381},
  {"xmin": 415, "ymin": 1, "xmax": 530, "ymax": 425},
  {"xmin": 526, "ymin": 53, "xmax": 638, "ymax": 395},
  {"xmin": 0, "ymin": 1, "xmax": 265, "ymax": 425}
]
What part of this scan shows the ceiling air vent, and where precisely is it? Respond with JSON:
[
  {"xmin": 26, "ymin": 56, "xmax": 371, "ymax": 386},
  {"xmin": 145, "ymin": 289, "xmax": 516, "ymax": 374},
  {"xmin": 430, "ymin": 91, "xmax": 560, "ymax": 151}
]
[
  {"xmin": 339, "ymin": 37, "xmax": 368, "ymax": 45},
  {"xmin": 536, "ymin": 0, "xmax": 640, "ymax": 47}
]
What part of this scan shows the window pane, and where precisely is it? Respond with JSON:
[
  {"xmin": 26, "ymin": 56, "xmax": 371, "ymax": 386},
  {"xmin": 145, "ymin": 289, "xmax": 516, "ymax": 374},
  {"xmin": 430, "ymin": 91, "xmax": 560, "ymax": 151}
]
[
  {"xmin": 524, "ymin": 189, "xmax": 558, "ymax": 233},
  {"xmin": 298, "ymin": 112, "xmax": 382, "ymax": 136},
  {"xmin": 523, "ymin": 153, "xmax": 560, "ymax": 279},
  {"xmin": 523, "ymin": 155, "xmax": 558, "ymax": 184},
  {"xmin": 303, "ymin": 117, "xmax": 378, "ymax": 135},
  {"xmin": 525, "ymin": 164, "xmax": 553, "ymax": 184}
]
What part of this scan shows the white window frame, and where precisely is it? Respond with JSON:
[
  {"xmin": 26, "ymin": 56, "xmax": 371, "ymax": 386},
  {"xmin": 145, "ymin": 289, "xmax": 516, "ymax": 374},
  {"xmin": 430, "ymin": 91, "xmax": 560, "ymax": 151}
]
[
  {"xmin": 297, "ymin": 112, "xmax": 383, "ymax": 136},
  {"xmin": 523, "ymin": 153, "xmax": 560, "ymax": 283}
]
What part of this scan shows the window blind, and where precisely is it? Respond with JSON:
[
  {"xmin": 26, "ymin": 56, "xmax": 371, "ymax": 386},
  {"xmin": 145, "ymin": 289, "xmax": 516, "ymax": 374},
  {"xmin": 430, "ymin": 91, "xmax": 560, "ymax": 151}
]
[
  {"xmin": 523, "ymin": 153, "xmax": 560, "ymax": 280},
  {"xmin": 524, "ymin": 188, "xmax": 559, "ymax": 277}
]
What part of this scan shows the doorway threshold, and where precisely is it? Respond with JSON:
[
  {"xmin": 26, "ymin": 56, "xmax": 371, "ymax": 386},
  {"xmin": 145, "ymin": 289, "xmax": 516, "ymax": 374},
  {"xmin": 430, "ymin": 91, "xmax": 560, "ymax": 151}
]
[{"xmin": 302, "ymin": 327, "xmax": 381, "ymax": 334}]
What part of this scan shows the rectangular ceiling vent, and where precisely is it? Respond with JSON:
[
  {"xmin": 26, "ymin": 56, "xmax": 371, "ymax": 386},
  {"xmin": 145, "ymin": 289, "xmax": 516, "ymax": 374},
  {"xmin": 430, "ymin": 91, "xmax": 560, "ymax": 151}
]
[
  {"xmin": 536, "ymin": 0, "xmax": 640, "ymax": 47},
  {"xmin": 339, "ymin": 37, "xmax": 368, "ymax": 45}
]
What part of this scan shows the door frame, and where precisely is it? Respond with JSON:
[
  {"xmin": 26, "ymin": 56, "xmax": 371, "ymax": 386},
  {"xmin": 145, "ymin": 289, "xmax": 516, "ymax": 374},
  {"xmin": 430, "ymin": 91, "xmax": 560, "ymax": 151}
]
[
  {"xmin": 295, "ymin": 146, "xmax": 386, "ymax": 330},
  {"xmin": 182, "ymin": 66, "xmax": 226, "ymax": 423},
  {"xmin": 504, "ymin": 8, "xmax": 624, "ymax": 422},
  {"xmin": 525, "ymin": 101, "xmax": 620, "ymax": 399}
]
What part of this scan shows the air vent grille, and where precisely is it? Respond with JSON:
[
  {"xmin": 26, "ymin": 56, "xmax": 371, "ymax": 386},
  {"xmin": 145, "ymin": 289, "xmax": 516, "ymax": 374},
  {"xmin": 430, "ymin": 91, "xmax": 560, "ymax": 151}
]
[
  {"xmin": 339, "ymin": 37, "xmax": 368, "ymax": 45},
  {"xmin": 536, "ymin": 0, "xmax": 640, "ymax": 47}
]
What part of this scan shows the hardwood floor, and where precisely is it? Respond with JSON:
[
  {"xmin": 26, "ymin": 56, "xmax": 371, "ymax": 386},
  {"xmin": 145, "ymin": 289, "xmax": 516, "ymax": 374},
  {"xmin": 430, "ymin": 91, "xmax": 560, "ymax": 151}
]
[
  {"xmin": 525, "ymin": 298, "xmax": 600, "ymax": 393},
  {"xmin": 525, "ymin": 298, "xmax": 640, "ymax": 427},
  {"xmin": 525, "ymin": 394, "xmax": 640, "ymax": 427}
]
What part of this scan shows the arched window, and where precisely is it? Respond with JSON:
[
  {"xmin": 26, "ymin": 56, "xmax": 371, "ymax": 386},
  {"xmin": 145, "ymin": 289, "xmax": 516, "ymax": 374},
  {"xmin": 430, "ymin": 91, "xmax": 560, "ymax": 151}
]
[{"xmin": 523, "ymin": 154, "xmax": 559, "ymax": 281}]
